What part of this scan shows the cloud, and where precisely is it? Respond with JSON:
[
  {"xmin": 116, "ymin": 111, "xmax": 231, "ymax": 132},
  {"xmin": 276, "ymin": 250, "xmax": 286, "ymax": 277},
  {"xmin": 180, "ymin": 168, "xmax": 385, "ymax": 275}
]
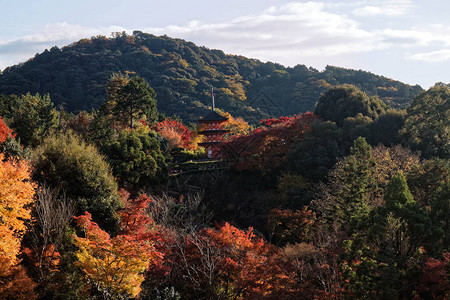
[
  {"xmin": 0, "ymin": 23, "xmax": 127, "ymax": 70},
  {"xmin": 407, "ymin": 49, "xmax": 450, "ymax": 62},
  {"xmin": 352, "ymin": 0, "xmax": 415, "ymax": 16},
  {"xmin": 144, "ymin": 1, "xmax": 384, "ymax": 66},
  {"xmin": 1, "ymin": 0, "xmax": 450, "ymax": 73}
]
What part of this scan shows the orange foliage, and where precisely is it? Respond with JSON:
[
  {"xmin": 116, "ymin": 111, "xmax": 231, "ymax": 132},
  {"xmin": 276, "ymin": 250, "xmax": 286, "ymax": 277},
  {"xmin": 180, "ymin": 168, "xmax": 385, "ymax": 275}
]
[
  {"xmin": 152, "ymin": 119, "xmax": 193, "ymax": 150},
  {"xmin": 0, "ymin": 154, "xmax": 35, "ymax": 276},
  {"xmin": 0, "ymin": 264, "xmax": 37, "ymax": 300},
  {"xmin": 191, "ymin": 222, "xmax": 292, "ymax": 299}
]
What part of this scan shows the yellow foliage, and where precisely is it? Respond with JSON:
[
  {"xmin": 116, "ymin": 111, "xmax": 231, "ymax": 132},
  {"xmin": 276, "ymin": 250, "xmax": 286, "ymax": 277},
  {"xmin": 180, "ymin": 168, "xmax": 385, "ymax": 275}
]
[
  {"xmin": 73, "ymin": 212, "xmax": 158, "ymax": 298},
  {"xmin": 215, "ymin": 109, "xmax": 251, "ymax": 137},
  {"xmin": 0, "ymin": 154, "xmax": 35, "ymax": 276}
]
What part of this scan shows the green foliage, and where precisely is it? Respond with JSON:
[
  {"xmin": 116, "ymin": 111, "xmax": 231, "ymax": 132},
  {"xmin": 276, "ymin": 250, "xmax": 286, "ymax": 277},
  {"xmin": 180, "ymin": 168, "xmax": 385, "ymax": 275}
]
[
  {"xmin": 341, "ymin": 172, "xmax": 439, "ymax": 299},
  {"xmin": 104, "ymin": 127, "xmax": 168, "ymax": 189},
  {"xmin": 10, "ymin": 93, "xmax": 57, "ymax": 147},
  {"xmin": 1, "ymin": 136, "xmax": 30, "ymax": 161},
  {"xmin": 407, "ymin": 159, "xmax": 450, "ymax": 208},
  {"xmin": 287, "ymin": 120, "xmax": 343, "ymax": 181},
  {"xmin": 114, "ymin": 76, "xmax": 158, "ymax": 128},
  {"xmin": 0, "ymin": 94, "xmax": 19, "ymax": 119},
  {"xmin": 323, "ymin": 137, "xmax": 376, "ymax": 227},
  {"xmin": 32, "ymin": 131, "xmax": 121, "ymax": 232},
  {"xmin": 400, "ymin": 85, "xmax": 450, "ymax": 159},
  {"xmin": 0, "ymin": 33, "xmax": 422, "ymax": 122},
  {"xmin": 367, "ymin": 109, "xmax": 406, "ymax": 146},
  {"xmin": 315, "ymin": 85, "xmax": 386, "ymax": 127},
  {"xmin": 276, "ymin": 172, "xmax": 313, "ymax": 208},
  {"xmin": 430, "ymin": 181, "xmax": 450, "ymax": 252}
]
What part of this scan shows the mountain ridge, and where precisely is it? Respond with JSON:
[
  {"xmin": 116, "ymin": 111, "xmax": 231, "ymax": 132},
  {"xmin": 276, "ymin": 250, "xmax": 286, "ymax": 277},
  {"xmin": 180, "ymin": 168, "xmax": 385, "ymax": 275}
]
[{"xmin": 0, "ymin": 31, "xmax": 423, "ymax": 122}]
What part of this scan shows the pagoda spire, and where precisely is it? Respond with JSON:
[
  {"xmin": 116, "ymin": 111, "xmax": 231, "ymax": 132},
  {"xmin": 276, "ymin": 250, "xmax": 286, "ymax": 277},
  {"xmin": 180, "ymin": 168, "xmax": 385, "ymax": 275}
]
[{"xmin": 211, "ymin": 86, "xmax": 215, "ymax": 111}]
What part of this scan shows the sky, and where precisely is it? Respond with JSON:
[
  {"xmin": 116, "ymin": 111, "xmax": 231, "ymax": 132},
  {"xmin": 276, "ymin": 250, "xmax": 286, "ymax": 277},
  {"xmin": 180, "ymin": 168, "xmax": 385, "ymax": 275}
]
[{"xmin": 0, "ymin": 0, "xmax": 449, "ymax": 89}]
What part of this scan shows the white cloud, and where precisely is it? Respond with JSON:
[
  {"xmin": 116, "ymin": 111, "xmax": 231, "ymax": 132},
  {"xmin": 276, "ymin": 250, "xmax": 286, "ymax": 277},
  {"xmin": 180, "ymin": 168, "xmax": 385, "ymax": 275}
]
[
  {"xmin": 352, "ymin": 0, "xmax": 415, "ymax": 16},
  {"xmin": 407, "ymin": 49, "xmax": 450, "ymax": 62},
  {"xmin": 1, "ymin": 0, "xmax": 450, "ymax": 76},
  {"xmin": 144, "ymin": 1, "xmax": 384, "ymax": 65}
]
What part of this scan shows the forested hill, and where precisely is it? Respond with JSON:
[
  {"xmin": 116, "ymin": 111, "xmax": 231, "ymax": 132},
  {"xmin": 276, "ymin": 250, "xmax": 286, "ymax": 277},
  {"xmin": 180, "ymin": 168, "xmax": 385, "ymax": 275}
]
[{"xmin": 0, "ymin": 31, "xmax": 423, "ymax": 122}]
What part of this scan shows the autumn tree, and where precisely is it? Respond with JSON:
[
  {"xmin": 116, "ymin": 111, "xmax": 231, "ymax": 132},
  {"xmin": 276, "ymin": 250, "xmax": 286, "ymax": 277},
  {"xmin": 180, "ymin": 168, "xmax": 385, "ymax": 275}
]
[
  {"xmin": 0, "ymin": 153, "xmax": 37, "ymax": 299},
  {"xmin": 173, "ymin": 222, "xmax": 290, "ymax": 299},
  {"xmin": 27, "ymin": 185, "xmax": 74, "ymax": 284},
  {"xmin": 0, "ymin": 153, "xmax": 35, "ymax": 276},
  {"xmin": 152, "ymin": 119, "xmax": 192, "ymax": 150},
  {"xmin": 72, "ymin": 194, "xmax": 164, "ymax": 299},
  {"xmin": 413, "ymin": 253, "xmax": 450, "ymax": 299},
  {"xmin": 73, "ymin": 212, "xmax": 153, "ymax": 299},
  {"xmin": 279, "ymin": 242, "xmax": 341, "ymax": 299},
  {"xmin": 0, "ymin": 116, "xmax": 14, "ymax": 144},
  {"xmin": 221, "ymin": 112, "xmax": 318, "ymax": 173},
  {"xmin": 214, "ymin": 108, "xmax": 251, "ymax": 137}
]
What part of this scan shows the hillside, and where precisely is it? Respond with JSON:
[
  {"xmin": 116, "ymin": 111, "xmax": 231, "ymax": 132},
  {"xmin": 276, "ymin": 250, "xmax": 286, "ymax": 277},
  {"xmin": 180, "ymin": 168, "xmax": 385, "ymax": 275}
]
[{"xmin": 0, "ymin": 31, "xmax": 423, "ymax": 122}]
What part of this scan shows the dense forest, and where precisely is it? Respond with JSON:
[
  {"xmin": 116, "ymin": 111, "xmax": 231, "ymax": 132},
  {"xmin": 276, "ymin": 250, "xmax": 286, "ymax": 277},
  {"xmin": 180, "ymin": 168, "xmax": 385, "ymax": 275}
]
[
  {"xmin": 0, "ymin": 32, "xmax": 423, "ymax": 123},
  {"xmin": 0, "ymin": 33, "xmax": 449, "ymax": 300}
]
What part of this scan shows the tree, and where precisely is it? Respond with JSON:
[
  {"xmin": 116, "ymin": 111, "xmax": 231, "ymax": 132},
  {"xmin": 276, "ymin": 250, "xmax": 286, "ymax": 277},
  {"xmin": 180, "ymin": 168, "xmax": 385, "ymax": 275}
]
[
  {"xmin": 104, "ymin": 127, "xmax": 168, "ymax": 189},
  {"xmin": 315, "ymin": 85, "xmax": 386, "ymax": 127},
  {"xmin": 221, "ymin": 112, "xmax": 318, "ymax": 173},
  {"xmin": 215, "ymin": 109, "xmax": 251, "ymax": 137},
  {"xmin": 152, "ymin": 119, "xmax": 192, "ymax": 150},
  {"xmin": 0, "ymin": 116, "xmax": 14, "ymax": 144},
  {"xmin": 113, "ymin": 76, "xmax": 157, "ymax": 129},
  {"xmin": 267, "ymin": 207, "xmax": 316, "ymax": 245},
  {"xmin": 407, "ymin": 158, "xmax": 450, "ymax": 208},
  {"xmin": 430, "ymin": 182, "xmax": 450, "ymax": 253},
  {"xmin": 414, "ymin": 253, "xmax": 450, "ymax": 300},
  {"xmin": 287, "ymin": 120, "xmax": 343, "ymax": 181},
  {"xmin": 32, "ymin": 132, "xmax": 121, "ymax": 232},
  {"xmin": 341, "ymin": 172, "xmax": 440, "ymax": 298},
  {"xmin": 73, "ymin": 194, "xmax": 164, "ymax": 299},
  {"xmin": 173, "ymin": 223, "xmax": 290, "ymax": 299},
  {"xmin": 27, "ymin": 185, "xmax": 74, "ymax": 284},
  {"xmin": 0, "ymin": 153, "xmax": 35, "ymax": 277},
  {"xmin": 314, "ymin": 137, "xmax": 376, "ymax": 228},
  {"xmin": 368, "ymin": 109, "xmax": 406, "ymax": 146},
  {"xmin": 400, "ymin": 85, "xmax": 450, "ymax": 159},
  {"xmin": 72, "ymin": 212, "xmax": 160, "ymax": 299},
  {"xmin": 10, "ymin": 93, "xmax": 57, "ymax": 147}
]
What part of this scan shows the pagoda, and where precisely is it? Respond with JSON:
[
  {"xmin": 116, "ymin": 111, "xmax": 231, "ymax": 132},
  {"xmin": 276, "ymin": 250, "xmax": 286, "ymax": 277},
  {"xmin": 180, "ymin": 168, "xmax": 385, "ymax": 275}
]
[{"xmin": 198, "ymin": 89, "xmax": 229, "ymax": 158}]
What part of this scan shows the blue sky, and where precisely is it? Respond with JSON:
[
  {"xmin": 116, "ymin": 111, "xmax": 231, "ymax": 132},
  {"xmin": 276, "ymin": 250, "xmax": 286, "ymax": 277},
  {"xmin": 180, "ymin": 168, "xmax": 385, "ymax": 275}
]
[{"xmin": 1, "ymin": 0, "xmax": 449, "ymax": 88}]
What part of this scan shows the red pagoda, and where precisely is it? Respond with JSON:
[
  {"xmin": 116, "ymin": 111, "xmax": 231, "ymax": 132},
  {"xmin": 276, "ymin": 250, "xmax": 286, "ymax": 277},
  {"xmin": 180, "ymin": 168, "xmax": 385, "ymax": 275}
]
[{"xmin": 198, "ymin": 89, "xmax": 229, "ymax": 158}]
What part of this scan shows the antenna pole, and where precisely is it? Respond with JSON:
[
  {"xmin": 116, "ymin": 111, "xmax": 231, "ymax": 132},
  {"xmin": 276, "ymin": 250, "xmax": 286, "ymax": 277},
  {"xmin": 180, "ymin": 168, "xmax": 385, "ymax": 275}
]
[{"xmin": 211, "ymin": 86, "xmax": 215, "ymax": 111}]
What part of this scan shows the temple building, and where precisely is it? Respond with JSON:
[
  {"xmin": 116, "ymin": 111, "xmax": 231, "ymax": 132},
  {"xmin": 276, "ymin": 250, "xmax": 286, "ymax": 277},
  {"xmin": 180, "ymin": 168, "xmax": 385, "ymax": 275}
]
[
  {"xmin": 197, "ymin": 88, "xmax": 229, "ymax": 158},
  {"xmin": 198, "ymin": 109, "xmax": 229, "ymax": 158}
]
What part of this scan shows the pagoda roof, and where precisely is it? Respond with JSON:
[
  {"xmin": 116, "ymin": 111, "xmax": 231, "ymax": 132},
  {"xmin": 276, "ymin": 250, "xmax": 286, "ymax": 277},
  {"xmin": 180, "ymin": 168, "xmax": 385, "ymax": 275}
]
[
  {"xmin": 198, "ymin": 129, "xmax": 229, "ymax": 135},
  {"xmin": 198, "ymin": 110, "xmax": 228, "ymax": 122}
]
